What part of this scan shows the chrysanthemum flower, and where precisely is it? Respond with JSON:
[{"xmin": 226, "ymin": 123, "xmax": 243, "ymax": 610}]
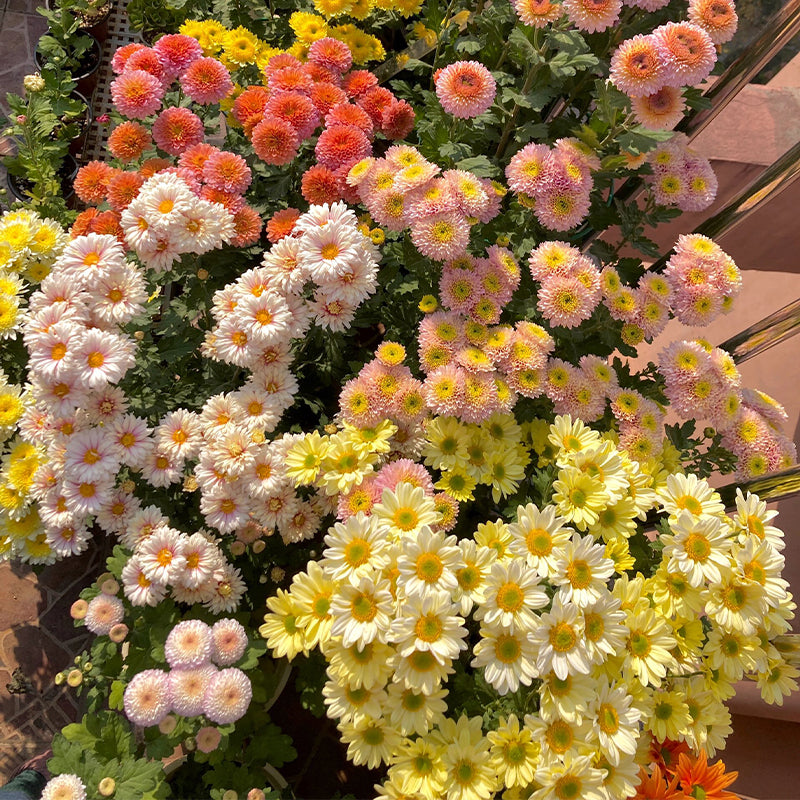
[
  {"xmin": 74, "ymin": 161, "xmax": 115, "ymax": 204},
  {"xmin": 124, "ymin": 669, "xmax": 171, "ymax": 726},
  {"xmin": 180, "ymin": 57, "xmax": 233, "ymax": 104},
  {"xmin": 652, "ymin": 21, "xmax": 717, "ymax": 87},
  {"xmin": 538, "ymin": 274, "xmax": 597, "ymax": 328},
  {"xmin": 106, "ymin": 171, "xmax": 145, "ymax": 211},
  {"xmin": 513, "ymin": 0, "xmax": 563, "ymax": 27},
  {"xmin": 308, "ymin": 36, "xmax": 353, "ymax": 73},
  {"xmin": 309, "ymin": 82, "xmax": 349, "ymax": 116},
  {"xmin": 110, "ymin": 69, "xmax": 164, "ymax": 119},
  {"xmin": 410, "ymin": 212, "xmax": 470, "ymax": 262},
  {"xmin": 435, "ymin": 60, "xmax": 496, "ymax": 119},
  {"xmin": 111, "ymin": 42, "xmax": 146, "ymax": 74},
  {"xmin": 301, "ymin": 164, "xmax": 341, "ymax": 205},
  {"xmin": 534, "ymin": 187, "xmax": 591, "ymax": 231},
  {"xmin": 251, "ymin": 117, "xmax": 300, "ymax": 166},
  {"xmin": 168, "ymin": 665, "xmax": 216, "ymax": 717},
  {"xmin": 153, "ymin": 33, "xmax": 203, "ymax": 75},
  {"xmin": 564, "ymin": 0, "xmax": 622, "ymax": 32},
  {"xmin": 151, "ymin": 106, "xmax": 204, "ymax": 156},
  {"xmin": 211, "ymin": 618, "xmax": 249, "ymax": 666},
  {"xmin": 165, "ymin": 619, "xmax": 213, "ymax": 668},
  {"xmin": 689, "ymin": 0, "xmax": 738, "ymax": 44},
  {"xmin": 124, "ymin": 47, "xmax": 168, "ymax": 86},
  {"xmin": 316, "ymin": 124, "xmax": 372, "ymax": 171},
  {"xmin": 84, "ymin": 593, "xmax": 125, "ymax": 635},
  {"xmin": 232, "ymin": 86, "xmax": 271, "ymax": 133},
  {"xmin": 610, "ymin": 35, "xmax": 666, "ymax": 97},
  {"xmin": 203, "ymin": 667, "xmax": 252, "ymax": 724},
  {"xmin": 382, "ymin": 99, "xmax": 416, "ymax": 140},
  {"xmin": 631, "ymin": 86, "xmax": 686, "ymax": 129},
  {"xmin": 41, "ymin": 774, "xmax": 87, "ymax": 800},
  {"xmin": 266, "ymin": 208, "xmax": 300, "ymax": 243}
]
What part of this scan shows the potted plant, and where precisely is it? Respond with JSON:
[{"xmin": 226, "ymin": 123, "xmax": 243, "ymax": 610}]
[
  {"xmin": 125, "ymin": 0, "xmax": 182, "ymax": 44},
  {"xmin": 35, "ymin": 2, "xmax": 102, "ymax": 98},
  {"xmin": 2, "ymin": 78, "xmax": 78, "ymax": 224},
  {"xmin": 45, "ymin": 0, "xmax": 115, "ymax": 43}
]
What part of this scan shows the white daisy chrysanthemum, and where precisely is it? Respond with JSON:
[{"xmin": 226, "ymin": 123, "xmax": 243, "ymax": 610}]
[
  {"xmin": 204, "ymin": 563, "xmax": 246, "ymax": 614},
  {"xmin": 89, "ymin": 263, "xmax": 148, "ymax": 325},
  {"xmin": 297, "ymin": 218, "xmax": 362, "ymax": 282},
  {"xmin": 61, "ymin": 474, "xmax": 114, "ymax": 516},
  {"xmin": 472, "ymin": 622, "xmax": 538, "ymax": 694},
  {"xmin": 339, "ymin": 716, "xmax": 402, "ymax": 770},
  {"xmin": 30, "ymin": 373, "xmax": 88, "ymax": 418},
  {"xmin": 548, "ymin": 414, "xmax": 602, "ymax": 465},
  {"xmin": 120, "ymin": 504, "xmax": 167, "ymax": 550},
  {"xmin": 391, "ymin": 645, "xmax": 455, "ymax": 695},
  {"xmin": 551, "ymin": 533, "xmax": 615, "ymax": 608},
  {"xmin": 95, "ymin": 487, "xmax": 141, "ymax": 535},
  {"xmin": 662, "ymin": 510, "xmax": 733, "ymax": 588},
  {"xmin": 233, "ymin": 291, "xmax": 292, "ymax": 346},
  {"xmin": 623, "ymin": 607, "xmax": 678, "ymax": 687},
  {"xmin": 259, "ymin": 237, "xmax": 309, "ymax": 295},
  {"xmin": 529, "ymin": 595, "xmax": 591, "ymax": 680},
  {"xmin": 230, "ymin": 384, "xmax": 281, "ymax": 433},
  {"xmin": 55, "ymin": 232, "xmax": 125, "ymax": 286},
  {"xmin": 85, "ymin": 384, "xmax": 129, "ymax": 425},
  {"xmin": 475, "ymin": 558, "xmax": 548, "ymax": 632},
  {"xmin": 391, "ymin": 590, "xmax": 468, "ymax": 663},
  {"xmin": 119, "ymin": 196, "xmax": 155, "ymax": 251},
  {"xmin": 538, "ymin": 671, "xmax": 596, "ymax": 724},
  {"xmin": 657, "ymin": 472, "xmax": 725, "ymax": 523},
  {"xmin": 322, "ymin": 675, "xmax": 388, "ymax": 725},
  {"xmin": 140, "ymin": 446, "xmax": 183, "ymax": 488},
  {"xmin": 531, "ymin": 751, "xmax": 606, "ymax": 800},
  {"xmin": 452, "ymin": 539, "xmax": 497, "ymax": 616},
  {"xmin": 62, "ymin": 426, "xmax": 120, "ymax": 484},
  {"xmin": 199, "ymin": 487, "xmax": 251, "ymax": 534},
  {"xmin": 137, "ymin": 235, "xmax": 184, "ymax": 273},
  {"xmin": 321, "ymin": 512, "xmax": 391, "ymax": 584},
  {"xmin": 250, "ymin": 363, "xmax": 298, "ymax": 412},
  {"xmin": 507, "ymin": 502, "xmax": 572, "ymax": 579},
  {"xmin": 66, "ymin": 328, "xmax": 136, "ymax": 389},
  {"xmin": 373, "ymin": 481, "xmax": 440, "ymax": 541},
  {"xmin": 329, "ymin": 573, "xmax": 394, "ymax": 648},
  {"xmin": 704, "ymin": 573, "xmax": 768, "ymax": 636},
  {"xmin": 253, "ymin": 483, "xmax": 299, "ymax": 531},
  {"xmin": 174, "ymin": 531, "xmax": 223, "ymax": 590},
  {"xmin": 385, "ymin": 680, "xmax": 448, "ymax": 736},
  {"xmin": 156, "ymin": 408, "xmax": 203, "ymax": 460},
  {"xmin": 396, "ymin": 526, "xmax": 464, "ymax": 599},
  {"xmin": 137, "ymin": 526, "xmax": 187, "ymax": 585},
  {"xmin": 570, "ymin": 440, "xmax": 629, "ymax": 503},
  {"xmin": 139, "ymin": 172, "xmax": 196, "ymax": 232},
  {"xmin": 109, "ymin": 413, "xmax": 153, "ymax": 469},
  {"xmin": 731, "ymin": 487, "xmax": 785, "ymax": 551},
  {"xmin": 317, "ymin": 256, "xmax": 378, "ymax": 306},
  {"xmin": 121, "ymin": 554, "xmax": 168, "ymax": 607},
  {"xmin": 213, "ymin": 315, "xmax": 257, "ymax": 367},
  {"xmin": 580, "ymin": 592, "xmax": 628, "ymax": 665},
  {"xmin": 26, "ymin": 319, "xmax": 83, "ymax": 380},
  {"xmin": 308, "ymin": 292, "xmax": 358, "ymax": 333},
  {"xmin": 734, "ymin": 536, "xmax": 788, "ymax": 605},
  {"xmin": 325, "ymin": 639, "xmax": 395, "ymax": 691},
  {"xmin": 171, "ymin": 201, "xmax": 235, "ymax": 254},
  {"xmin": 294, "ymin": 201, "xmax": 360, "ymax": 234},
  {"xmin": 27, "ymin": 271, "xmax": 88, "ymax": 316},
  {"xmin": 589, "ymin": 679, "xmax": 641, "ymax": 766}
]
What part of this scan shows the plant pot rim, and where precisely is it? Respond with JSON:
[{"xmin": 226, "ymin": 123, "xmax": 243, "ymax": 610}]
[
  {"xmin": 44, "ymin": 0, "xmax": 114, "ymax": 30},
  {"xmin": 34, "ymin": 30, "xmax": 101, "ymax": 81}
]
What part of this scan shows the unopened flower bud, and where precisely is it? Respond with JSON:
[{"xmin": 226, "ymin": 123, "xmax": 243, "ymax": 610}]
[
  {"xmin": 230, "ymin": 541, "xmax": 246, "ymax": 556},
  {"xmin": 83, "ymin": 662, "xmax": 92, "ymax": 671},
  {"xmin": 158, "ymin": 714, "xmax": 177, "ymax": 734},
  {"xmin": 70, "ymin": 599, "xmax": 88, "ymax": 620},
  {"xmin": 98, "ymin": 777, "xmax": 116, "ymax": 796},
  {"xmin": 67, "ymin": 669, "xmax": 83, "ymax": 687},
  {"xmin": 703, "ymin": 427, "xmax": 716, "ymax": 439},
  {"xmin": 247, "ymin": 790, "xmax": 266, "ymax": 800},
  {"xmin": 133, "ymin": 330, "xmax": 144, "ymax": 341},
  {"xmin": 16, "ymin": 114, "xmax": 27, "ymax": 124},
  {"xmin": 101, "ymin": 579, "xmax": 119, "ymax": 595},
  {"xmin": 197, "ymin": 268, "xmax": 209, "ymax": 280},
  {"xmin": 121, "ymin": 480, "xmax": 135, "ymax": 493},
  {"xmin": 270, "ymin": 566, "xmax": 285, "ymax": 582},
  {"xmin": 108, "ymin": 623, "xmax": 128, "ymax": 643},
  {"xmin": 222, "ymin": 791, "xmax": 238, "ymax": 800},
  {"xmin": 251, "ymin": 540, "xmax": 265, "ymax": 554},
  {"xmin": 23, "ymin": 73, "xmax": 45, "ymax": 93},
  {"xmin": 54, "ymin": 672, "xmax": 65, "ymax": 686},
  {"xmin": 96, "ymin": 113, "xmax": 110, "ymax": 124},
  {"xmin": 196, "ymin": 726, "xmax": 222, "ymax": 753}
]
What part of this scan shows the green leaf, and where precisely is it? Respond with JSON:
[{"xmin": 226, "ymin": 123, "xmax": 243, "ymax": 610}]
[
  {"xmin": 455, "ymin": 155, "xmax": 500, "ymax": 178},
  {"xmin": 109, "ymin": 680, "xmax": 125, "ymax": 711}
]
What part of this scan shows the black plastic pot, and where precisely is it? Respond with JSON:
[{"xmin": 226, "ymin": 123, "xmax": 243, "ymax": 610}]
[
  {"xmin": 35, "ymin": 31, "xmax": 102, "ymax": 100},
  {"xmin": 66, "ymin": 90, "xmax": 93, "ymax": 159},
  {"xmin": 45, "ymin": 0, "xmax": 114, "ymax": 42},
  {"xmin": 6, "ymin": 153, "xmax": 79, "ymax": 204}
]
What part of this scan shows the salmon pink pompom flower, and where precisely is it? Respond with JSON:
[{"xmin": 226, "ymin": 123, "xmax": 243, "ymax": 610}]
[
  {"xmin": 326, "ymin": 104, "xmax": 373, "ymax": 136},
  {"xmin": 265, "ymin": 92, "xmax": 320, "ymax": 139},
  {"xmin": 689, "ymin": 0, "xmax": 738, "ymax": 44},
  {"xmin": 251, "ymin": 117, "xmax": 299, "ymax": 166},
  {"xmin": 231, "ymin": 206, "xmax": 263, "ymax": 247},
  {"xmin": 315, "ymin": 124, "xmax": 372, "ymax": 170},
  {"xmin": 343, "ymin": 70, "xmax": 378, "ymax": 99},
  {"xmin": 125, "ymin": 47, "xmax": 169, "ymax": 87},
  {"xmin": 178, "ymin": 142, "xmax": 219, "ymax": 178},
  {"xmin": 563, "ymin": 0, "xmax": 622, "ymax": 33},
  {"xmin": 107, "ymin": 171, "xmax": 146, "ymax": 211},
  {"xmin": 513, "ymin": 0, "xmax": 563, "ymax": 27},
  {"xmin": 308, "ymin": 37, "xmax": 353, "ymax": 74},
  {"xmin": 153, "ymin": 33, "xmax": 203, "ymax": 76},
  {"xmin": 410, "ymin": 211, "xmax": 471, "ymax": 262},
  {"xmin": 652, "ymin": 21, "xmax": 717, "ymax": 87},
  {"xmin": 151, "ymin": 106, "xmax": 204, "ymax": 156},
  {"xmin": 309, "ymin": 82, "xmax": 348, "ymax": 116},
  {"xmin": 107, "ymin": 120, "xmax": 152, "ymax": 162},
  {"xmin": 181, "ymin": 57, "xmax": 233, "ymax": 104},
  {"xmin": 357, "ymin": 85, "xmax": 394, "ymax": 126},
  {"xmin": 435, "ymin": 61, "xmax": 496, "ymax": 119},
  {"xmin": 631, "ymin": 86, "xmax": 686, "ymax": 130},
  {"xmin": 301, "ymin": 165, "xmax": 341, "ymax": 205},
  {"xmin": 203, "ymin": 151, "xmax": 251, "ymax": 195},
  {"xmin": 232, "ymin": 86, "xmax": 271, "ymax": 131},
  {"xmin": 382, "ymin": 100, "xmax": 415, "ymax": 140},
  {"xmin": 111, "ymin": 69, "xmax": 164, "ymax": 119},
  {"xmin": 506, "ymin": 142, "xmax": 550, "ymax": 195},
  {"xmin": 266, "ymin": 208, "xmax": 301, "ymax": 243},
  {"xmin": 610, "ymin": 34, "xmax": 666, "ymax": 97},
  {"xmin": 111, "ymin": 42, "xmax": 145, "ymax": 74},
  {"xmin": 74, "ymin": 161, "xmax": 115, "ymax": 204}
]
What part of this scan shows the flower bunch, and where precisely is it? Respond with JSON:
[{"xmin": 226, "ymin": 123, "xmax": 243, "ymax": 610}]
[
  {"xmin": 234, "ymin": 41, "xmax": 413, "ymax": 199},
  {"xmin": 262, "ymin": 416, "xmax": 795, "ymax": 799},
  {"xmin": 659, "ymin": 339, "xmax": 796, "ymax": 479},
  {"xmin": 506, "ymin": 138, "xmax": 600, "ymax": 231},
  {"xmin": 645, "ymin": 134, "xmax": 718, "ymax": 212},
  {"xmin": 0, "ymin": 208, "xmax": 67, "ymax": 285},
  {"xmin": 349, "ymin": 144, "xmax": 501, "ymax": 259}
]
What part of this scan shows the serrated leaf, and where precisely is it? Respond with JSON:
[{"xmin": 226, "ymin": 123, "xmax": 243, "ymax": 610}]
[
  {"xmin": 109, "ymin": 680, "xmax": 125, "ymax": 711},
  {"xmin": 455, "ymin": 155, "xmax": 500, "ymax": 178}
]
